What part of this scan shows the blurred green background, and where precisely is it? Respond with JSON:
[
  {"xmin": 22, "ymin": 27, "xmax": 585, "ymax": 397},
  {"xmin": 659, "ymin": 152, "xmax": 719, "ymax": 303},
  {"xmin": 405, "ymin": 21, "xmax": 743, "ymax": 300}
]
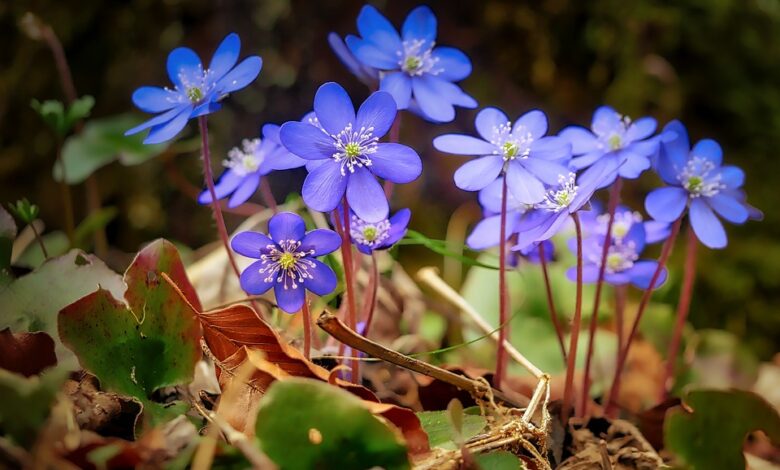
[{"xmin": 1, "ymin": 0, "xmax": 778, "ymax": 358}]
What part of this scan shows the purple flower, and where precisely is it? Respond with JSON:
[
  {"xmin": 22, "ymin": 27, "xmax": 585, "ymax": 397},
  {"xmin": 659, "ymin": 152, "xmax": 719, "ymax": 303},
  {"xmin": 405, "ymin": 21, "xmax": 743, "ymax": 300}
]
[
  {"xmin": 343, "ymin": 5, "xmax": 476, "ymax": 122},
  {"xmin": 328, "ymin": 33, "xmax": 379, "ymax": 88},
  {"xmin": 279, "ymin": 82, "xmax": 422, "ymax": 223},
  {"xmin": 560, "ymin": 106, "xmax": 663, "ymax": 187},
  {"xmin": 333, "ymin": 205, "xmax": 411, "ymax": 254},
  {"xmin": 433, "ymin": 107, "xmax": 571, "ymax": 204},
  {"xmin": 578, "ymin": 204, "xmax": 671, "ymax": 245},
  {"xmin": 231, "ymin": 212, "xmax": 340, "ymax": 313},
  {"xmin": 198, "ymin": 124, "xmax": 307, "ymax": 208},
  {"xmin": 126, "ymin": 33, "xmax": 262, "ymax": 144},
  {"xmin": 646, "ymin": 120, "xmax": 752, "ymax": 249}
]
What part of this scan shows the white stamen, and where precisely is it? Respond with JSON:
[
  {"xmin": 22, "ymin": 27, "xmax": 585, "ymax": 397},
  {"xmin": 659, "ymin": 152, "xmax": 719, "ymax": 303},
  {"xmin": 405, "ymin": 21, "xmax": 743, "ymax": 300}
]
[
  {"xmin": 350, "ymin": 215, "xmax": 391, "ymax": 247},
  {"xmin": 331, "ymin": 123, "xmax": 378, "ymax": 176},
  {"xmin": 223, "ymin": 138, "xmax": 263, "ymax": 176},
  {"xmin": 490, "ymin": 121, "xmax": 533, "ymax": 162},
  {"xmin": 397, "ymin": 39, "xmax": 441, "ymax": 76},
  {"xmin": 678, "ymin": 156, "xmax": 723, "ymax": 198},
  {"xmin": 538, "ymin": 173, "xmax": 578, "ymax": 212},
  {"xmin": 258, "ymin": 239, "xmax": 316, "ymax": 290}
]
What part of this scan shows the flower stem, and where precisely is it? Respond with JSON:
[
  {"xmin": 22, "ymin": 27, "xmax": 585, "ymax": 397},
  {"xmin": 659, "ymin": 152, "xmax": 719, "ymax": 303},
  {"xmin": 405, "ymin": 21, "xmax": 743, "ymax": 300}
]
[
  {"xmin": 337, "ymin": 198, "xmax": 360, "ymax": 383},
  {"xmin": 383, "ymin": 113, "xmax": 402, "ymax": 199},
  {"xmin": 494, "ymin": 174, "xmax": 510, "ymax": 390},
  {"xmin": 562, "ymin": 212, "xmax": 584, "ymax": 425},
  {"xmin": 302, "ymin": 296, "xmax": 312, "ymax": 359},
  {"xmin": 360, "ymin": 252, "xmax": 379, "ymax": 337},
  {"xmin": 604, "ymin": 217, "xmax": 682, "ymax": 417},
  {"xmin": 259, "ymin": 176, "xmax": 278, "ymax": 214},
  {"xmin": 539, "ymin": 242, "xmax": 567, "ymax": 364},
  {"xmin": 615, "ymin": 285, "xmax": 627, "ymax": 360},
  {"xmin": 197, "ymin": 116, "xmax": 242, "ymax": 281},
  {"xmin": 660, "ymin": 225, "xmax": 698, "ymax": 399},
  {"xmin": 581, "ymin": 177, "xmax": 622, "ymax": 414},
  {"xmin": 30, "ymin": 222, "xmax": 49, "ymax": 259}
]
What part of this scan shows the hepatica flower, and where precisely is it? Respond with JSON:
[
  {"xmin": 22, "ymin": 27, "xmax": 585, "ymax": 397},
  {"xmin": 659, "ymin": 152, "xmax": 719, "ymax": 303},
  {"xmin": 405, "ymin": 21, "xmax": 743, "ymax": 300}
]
[
  {"xmin": 560, "ymin": 106, "xmax": 661, "ymax": 186},
  {"xmin": 467, "ymin": 179, "xmax": 530, "ymax": 250},
  {"xmin": 579, "ymin": 204, "xmax": 671, "ymax": 245},
  {"xmin": 280, "ymin": 82, "xmax": 422, "ymax": 223},
  {"xmin": 646, "ymin": 120, "xmax": 750, "ymax": 249},
  {"xmin": 334, "ymin": 205, "xmax": 411, "ymax": 254},
  {"xmin": 328, "ymin": 33, "xmax": 379, "ymax": 88},
  {"xmin": 231, "ymin": 212, "xmax": 340, "ymax": 313},
  {"xmin": 344, "ymin": 5, "xmax": 476, "ymax": 122},
  {"xmin": 434, "ymin": 107, "xmax": 571, "ymax": 204},
  {"xmin": 199, "ymin": 124, "xmax": 306, "ymax": 208},
  {"xmin": 126, "ymin": 33, "xmax": 262, "ymax": 144}
]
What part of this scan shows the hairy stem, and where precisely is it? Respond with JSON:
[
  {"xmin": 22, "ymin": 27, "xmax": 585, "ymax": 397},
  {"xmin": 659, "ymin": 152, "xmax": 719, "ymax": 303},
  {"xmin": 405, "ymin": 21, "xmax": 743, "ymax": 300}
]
[
  {"xmin": 605, "ymin": 217, "xmax": 682, "ymax": 417},
  {"xmin": 581, "ymin": 177, "xmax": 622, "ymax": 414},
  {"xmin": 302, "ymin": 296, "xmax": 312, "ymax": 359},
  {"xmin": 336, "ymin": 199, "xmax": 360, "ymax": 383},
  {"xmin": 360, "ymin": 252, "xmax": 379, "ymax": 337},
  {"xmin": 661, "ymin": 225, "xmax": 698, "ymax": 399},
  {"xmin": 495, "ymin": 174, "xmax": 510, "ymax": 390},
  {"xmin": 539, "ymin": 242, "xmax": 567, "ymax": 364},
  {"xmin": 562, "ymin": 213, "xmax": 584, "ymax": 425}
]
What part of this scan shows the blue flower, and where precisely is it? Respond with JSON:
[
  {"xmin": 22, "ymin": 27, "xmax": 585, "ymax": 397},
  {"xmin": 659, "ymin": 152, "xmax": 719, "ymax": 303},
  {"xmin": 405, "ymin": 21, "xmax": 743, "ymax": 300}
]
[
  {"xmin": 578, "ymin": 204, "xmax": 671, "ymax": 245},
  {"xmin": 328, "ymin": 33, "xmax": 379, "ymax": 88},
  {"xmin": 645, "ymin": 120, "xmax": 751, "ymax": 249},
  {"xmin": 344, "ymin": 5, "xmax": 476, "ymax": 122},
  {"xmin": 334, "ymin": 205, "xmax": 411, "ymax": 254},
  {"xmin": 560, "ymin": 106, "xmax": 663, "ymax": 187},
  {"xmin": 279, "ymin": 82, "xmax": 422, "ymax": 223},
  {"xmin": 126, "ymin": 33, "xmax": 262, "ymax": 144},
  {"xmin": 231, "ymin": 212, "xmax": 340, "ymax": 313},
  {"xmin": 565, "ymin": 207, "xmax": 668, "ymax": 289},
  {"xmin": 198, "ymin": 124, "xmax": 307, "ymax": 208},
  {"xmin": 434, "ymin": 107, "xmax": 571, "ymax": 204}
]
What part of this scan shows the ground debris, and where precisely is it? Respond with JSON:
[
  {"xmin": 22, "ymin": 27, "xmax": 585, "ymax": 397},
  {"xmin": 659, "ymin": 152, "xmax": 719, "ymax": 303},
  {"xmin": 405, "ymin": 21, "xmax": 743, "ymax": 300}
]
[{"xmin": 559, "ymin": 416, "xmax": 664, "ymax": 469}]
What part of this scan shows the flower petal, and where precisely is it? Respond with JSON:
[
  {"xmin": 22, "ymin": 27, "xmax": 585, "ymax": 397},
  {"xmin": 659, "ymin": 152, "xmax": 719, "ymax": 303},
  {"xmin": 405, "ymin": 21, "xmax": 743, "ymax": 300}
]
[
  {"xmin": 166, "ymin": 47, "xmax": 203, "ymax": 89},
  {"xmin": 143, "ymin": 106, "xmax": 192, "ymax": 144},
  {"xmin": 239, "ymin": 260, "xmax": 274, "ymax": 295},
  {"xmin": 328, "ymin": 32, "xmax": 378, "ymax": 85},
  {"xmin": 302, "ymin": 162, "xmax": 348, "ymax": 213},
  {"xmin": 719, "ymin": 166, "xmax": 745, "ymax": 189},
  {"xmin": 199, "ymin": 170, "xmax": 243, "ymax": 204},
  {"xmin": 356, "ymin": 5, "xmax": 402, "ymax": 52},
  {"xmin": 125, "ymin": 105, "xmax": 189, "ymax": 136},
  {"xmin": 591, "ymin": 106, "xmax": 621, "ymax": 137},
  {"xmin": 433, "ymin": 134, "xmax": 496, "ymax": 156},
  {"xmin": 274, "ymin": 283, "xmax": 306, "ymax": 313},
  {"xmin": 513, "ymin": 109, "xmax": 548, "ymax": 139},
  {"xmin": 645, "ymin": 186, "xmax": 688, "ymax": 222},
  {"xmin": 690, "ymin": 197, "xmax": 727, "ymax": 249},
  {"xmin": 314, "ymin": 82, "xmax": 355, "ymax": 135},
  {"xmin": 384, "ymin": 208, "xmax": 412, "ymax": 247},
  {"xmin": 559, "ymin": 126, "xmax": 599, "ymax": 155},
  {"xmin": 506, "ymin": 163, "xmax": 545, "ymax": 204},
  {"xmin": 707, "ymin": 194, "xmax": 748, "ymax": 224},
  {"xmin": 303, "ymin": 259, "xmax": 338, "ymax": 296},
  {"xmin": 466, "ymin": 214, "xmax": 509, "ymax": 250},
  {"xmin": 279, "ymin": 121, "xmax": 333, "ymax": 160},
  {"xmin": 566, "ymin": 265, "xmax": 602, "ymax": 284},
  {"xmin": 431, "ymin": 47, "xmax": 471, "ymax": 82},
  {"xmin": 412, "ymin": 76, "xmax": 455, "ymax": 123},
  {"xmin": 627, "ymin": 261, "xmax": 667, "ymax": 290},
  {"xmin": 475, "ymin": 107, "xmax": 509, "ymax": 141},
  {"xmin": 268, "ymin": 212, "xmax": 306, "ymax": 243},
  {"xmin": 356, "ymin": 91, "xmax": 397, "ymax": 138},
  {"xmin": 402, "ymin": 5, "xmax": 437, "ymax": 46},
  {"xmin": 346, "ymin": 35, "xmax": 399, "ymax": 69},
  {"xmin": 346, "ymin": 167, "xmax": 388, "ymax": 223},
  {"xmin": 209, "ymin": 33, "xmax": 240, "ymax": 80},
  {"xmin": 454, "ymin": 156, "xmax": 503, "ymax": 191},
  {"xmin": 379, "ymin": 72, "xmax": 412, "ymax": 109},
  {"xmin": 300, "ymin": 229, "xmax": 341, "ymax": 256},
  {"xmin": 617, "ymin": 151, "xmax": 651, "ymax": 179},
  {"xmin": 625, "ymin": 117, "xmax": 657, "ymax": 142},
  {"xmin": 369, "ymin": 143, "xmax": 422, "ymax": 183},
  {"xmin": 521, "ymin": 158, "xmax": 570, "ymax": 185},
  {"xmin": 228, "ymin": 173, "xmax": 260, "ymax": 208},
  {"xmin": 216, "ymin": 56, "xmax": 262, "ymax": 94},
  {"xmin": 132, "ymin": 86, "xmax": 182, "ymax": 113},
  {"xmin": 232, "ymin": 232, "xmax": 275, "ymax": 258},
  {"xmin": 691, "ymin": 139, "xmax": 723, "ymax": 166}
]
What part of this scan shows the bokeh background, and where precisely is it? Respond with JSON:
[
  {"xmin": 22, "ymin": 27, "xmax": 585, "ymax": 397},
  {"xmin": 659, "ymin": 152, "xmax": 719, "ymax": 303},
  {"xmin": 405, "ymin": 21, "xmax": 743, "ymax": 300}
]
[{"xmin": 2, "ymin": 0, "xmax": 778, "ymax": 358}]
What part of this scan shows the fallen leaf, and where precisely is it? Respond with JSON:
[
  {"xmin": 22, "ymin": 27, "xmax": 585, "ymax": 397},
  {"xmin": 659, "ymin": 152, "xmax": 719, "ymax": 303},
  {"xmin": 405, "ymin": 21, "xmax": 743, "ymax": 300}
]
[
  {"xmin": 0, "ymin": 328, "xmax": 57, "ymax": 376},
  {"xmin": 417, "ymin": 406, "xmax": 486, "ymax": 451},
  {"xmin": 0, "ymin": 366, "xmax": 69, "ymax": 447},
  {"xmin": 559, "ymin": 416, "xmax": 664, "ymax": 469}
]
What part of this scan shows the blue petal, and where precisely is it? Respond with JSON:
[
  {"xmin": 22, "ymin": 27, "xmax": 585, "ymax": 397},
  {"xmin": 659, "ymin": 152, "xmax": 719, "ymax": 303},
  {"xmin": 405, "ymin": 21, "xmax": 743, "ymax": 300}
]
[
  {"xmin": 209, "ymin": 33, "xmax": 240, "ymax": 80},
  {"xmin": 617, "ymin": 151, "xmax": 651, "ymax": 179},
  {"xmin": 166, "ymin": 47, "xmax": 203, "ymax": 89},
  {"xmin": 314, "ymin": 82, "xmax": 355, "ymax": 135},
  {"xmin": 346, "ymin": 35, "xmax": 399, "ymax": 70},
  {"xmin": 132, "ymin": 86, "xmax": 182, "ymax": 113},
  {"xmin": 346, "ymin": 167, "xmax": 388, "ymax": 223},
  {"xmin": 661, "ymin": 120, "xmax": 690, "ymax": 158},
  {"xmin": 279, "ymin": 121, "xmax": 333, "ymax": 160},
  {"xmin": 356, "ymin": 5, "xmax": 402, "ymax": 53},
  {"xmin": 625, "ymin": 117, "xmax": 657, "ymax": 142},
  {"xmin": 302, "ymin": 162, "xmax": 348, "ymax": 213},
  {"xmin": 232, "ymin": 232, "xmax": 274, "ymax": 258},
  {"xmin": 370, "ymin": 143, "xmax": 422, "ymax": 183},
  {"xmin": 215, "ymin": 56, "xmax": 262, "ymax": 94},
  {"xmin": 645, "ymin": 187, "xmax": 688, "ymax": 222},
  {"xmin": 513, "ymin": 109, "xmax": 548, "ymax": 139},
  {"xmin": 691, "ymin": 139, "xmax": 723, "ymax": 166},
  {"xmin": 627, "ymin": 261, "xmax": 667, "ymax": 290},
  {"xmin": 268, "ymin": 212, "xmax": 306, "ymax": 243},
  {"xmin": 262, "ymin": 123, "xmax": 281, "ymax": 143},
  {"xmin": 240, "ymin": 260, "xmax": 275, "ymax": 295},
  {"xmin": 125, "ymin": 105, "xmax": 189, "ymax": 136},
  {"xmin": 569, "ymin": 151, "xmax": 604, "ymax": 170},
  {"xmin": 530, "ymin": 136, "xmax": 571, "ymax": 161},
  {"xmin": 566, "ymin": 265, "xmax": 602, "ymax": 284},
  {"xmin": 199, "ymin": 170, "xmax": 243, "ymax": 204},
  {"xmin": 644, "ymin": 220, "xmax": 671, "ymax": 244},
  {"xmin": 143, "ymin": 106, "xmax": 192, "ymax": 144},
  {"xmin": 379, "ymin": 72, "xmax": 412, "ymax": 109},
  {"xmin": 478, "ymin": 178, "xmax": 504, "ymax": 213},
  {"xmin": 432, "ymin": 47, "xmax": 471, "ymax": 82},
  {"xmin": 328, "ymin": 32, "xmax": 378, "ymax": 85},
  {"xmin": 604, "ymin": 272, "xmax": 632, "ymax": 286},
  {"xmin": 384, "ymin": 209, "xmax": 412, "ymax": 247},
  {"xmin": 521, "ymin": 158, "xmax": 570, "ymax": 185},
  {"xmin": 475, "ymin": 107, "xmax": 509, "ymax": 141},
  {"xmin": 300, "ymin": 229, "xmax": 341, "ymax": 256},
  {"xmin": 707, "ymin": 194, "xmax": 748, "ymax": 224},
  {"xmin": 274, "ymin": 283, "xmax": 306, "ymax": 313},
  {"xmin": 573, "ymin": 157, "xmax": 619, "ymax": 208},
  {"xmin": 228, "ymin": 173, "xmax": 260, "ymax": 208},
  {"xmin": 591, "ymin": 106, "xmax": 621, "ymax": 137},
  {"xmin": 411, "ymin": 76, "xmax": 455, "ymax": 122},
  {"xmin": 433, "ymin": 134, "xmax": 496, "ymax": 156},
  {"xmin": 559, "ymin": 126, "xmax": 599, "ymax": 155},
  {"xmin": 506, "ymin": 162, "xmax": 545, "ymax": 204},
  {"xmin": 268, "ymin": 148, "xmax": 307, "ymax": 171},
  {"xmin": 690, "ymin": 197, "xmax": 727, "ymax": 249},
  {"xmin": 355, "ymin": 91, "xmax": 397, "ymax": 138},
  {"xmin": 466, "ymin": 214, "xmax": 503, "ymax": 250},
  {"xmin": 454, "ymin": 156, "xmax": 504, "ymax": 191},
  {"xmin": 303, "ymin": 259, "xmax": 338, "ymax": 296},
  {"xmin": 719, "ymin": 165, "xmax": 745, "ymax": 189},
  {"xmin": 401, "ymin": 5, "xmax": 437, "ymax": 46}
]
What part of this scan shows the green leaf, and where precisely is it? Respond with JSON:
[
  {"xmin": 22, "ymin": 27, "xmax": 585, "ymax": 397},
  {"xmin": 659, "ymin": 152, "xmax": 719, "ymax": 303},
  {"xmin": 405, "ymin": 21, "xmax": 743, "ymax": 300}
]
[
  {"xmin": 473, "ymin": 451, "xmax": 525, "ymax": 469},
  {"xmin": 255, "ymin": 378, "xmax": 410, "ymax": 470},
  {"xmin": 0, "ymin": 250, "xmax": 125, "ymax": 369},
  {"xmin": 417, "ymin": 407, "xmax": 486, "ymax": 450},
  {"xmin": 54, "ymin": 114, "xmax": 169, "ymax": 184},
  {"xmin": 7, "ymin": 198, "xmax": 40, "ymax": 224},
  {"xmin": 58, "ymin": 240, "xmax": 201, "ymax": 425},
  {"xmin": 399, "ymin": 230, "xmax": 499, "ymax": 270},
  {"xmin": 66, "ymin": 95, "xmax": 95, "ymax": 124},
  {"xmin": 665, "ymin": 389, "xmax": 780, "ymax": 470},
  {"xmin": 0, "ymin": 366, "xmax": 69, "ymax": 446},
  {"xmin": 447, "ymin": 399, "xmax": 465, "ymax": 443},
  {"xmin": 31, "ymin": 96, "xmax": 94, "ymax": 136}
]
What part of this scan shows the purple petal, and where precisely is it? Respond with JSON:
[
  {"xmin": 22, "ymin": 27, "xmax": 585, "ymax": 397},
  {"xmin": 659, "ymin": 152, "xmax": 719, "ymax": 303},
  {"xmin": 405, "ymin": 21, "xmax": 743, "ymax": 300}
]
[
  {"xmin": 143, "ymin": 106, "xmax": 192, "ymax": 144},
  {"xmin": 384, "ymin": 209, "xmax": 412, "ymax": 246},
  {"xmin": 279, "ymin": 121, "xmax": 333, "ymax": 160},
  {"xmin": 355, "ymin": 91, "xmax": 397, "ymax": 138},
  {"xmin": 559, "ymin": 126, "xmax": 599, "ymax": 155},
  {"xmin": 346, "ymin": 167, "xmax": 388, "ymax": 223},
  {"xmin": 232, "ymin": 231, "xmax": 275, "ymax": 258},
  {"xmin": 209, "ymin": 33, "xmax": 240, "ymax": 80},
  {"xmin": 132, "ymin": 86, "xmax": 182, "ymax": 113},
  {"xmin": 691, "ymin": 139, "xmax": 723, "ymax": 166},
  {"xmin": 328, "ymin": 32, "xmax": 377, "ymax": 85},
  {"xmin": 356, "ymin": 5, "xmax": 402, "ymax": 53},
  {"xmin": 303, "ymin": 162, "xmax": 348, "ymax": 213},
  {"xmin": 346, "ymin": 35, "xmax": 399, "ymax": 70},
  {"xmin": 454, "ymin": 156, "xmax": 503, "ymax": 191},
  {"xmin": 521, "ymin": 158, "xmax": 570, "ymax": 185},
  {"xmin": 370, "ymin": 143, "xmax": 422, "ymax": 183},
  {"xmin": 199, "ymin": 170, "xmax": 243, "ymax": 204},
  {"xmin": 300, "ymin": 229, "xmax": 341, "ymax": 256},
  {"xmin": 530, "ymin": 136, "xmax": 571, "ymax": 161},
  {"xmin": 506, "ymin": 163, "xmax": 545, "ymax": 204},
  {"xmin": 228, "ymin": 173, "xmax": 260, "ymax": 208},
  {"xmin": 478, "ymin": 178, "xmax": 504, "ymax": 213},
  {"xmin": 644, "ymin": 220, "xmax": 671, "ymax": 244},
  {"xmin": 274, "ymin": 283, "xmax": 306, "ymax": 313},
  {"xmin": 690, "ymin": 197, "xmax": 727, "ymax": 249},
  {"xmin": 569, "ymin": 151, "xmax": 603, "ymax": 170},
  {"xmin": 431, "ymin": 47, "xmax": 471, "ymax": 82},
  {"xmin": 604, "ymin": 272, "xmax": 632, "ymax": 285},
  {"xmin": 380, "ymin": 72, "xmax": 412, "ymax": 109},
  {"xmin": 466, "ymin": 214, "xmax": 508, "ymax": 250},
  {"xmin": 303, "ymin": 259, "xmax": 338, "ymax": 296},
  {"xmin": 267, "ymin": 147, "xmax": 307, "ymax": 171},
  {"xmin": 627, "ymin": 261, "xmax": 667, "ymax": 290},
  {"xmin": 513, "ymin": 110, "xmax": 548, "ymax": 139},
  {"xmin": 125, "ymin": 105, "xmax": 189, "ymax": 136},
  {"xmin": 433, "ymin": 134, "xmax": 496, "ymax": 156},
  {"xmin": 269, "ymin": 212, "xmax": 306, "ymax": 243},
  {"xmin": 719, "ymin": 166, "xmax": 745, "ymax": 189},
  {"xmin": 591, "ymin": 106, "xmax": 621, "ymax": 137},
  {"xmin": 707, "ymin": 194, "xmax": 748, "ymax": 224},
  {"xmin": 625, "ymin": 117, "xmax": 657, "ymax": 142},
  {"xmin": 412, "ymin": 76, "xmax": 455, "ymax": 123},
  {"xmin": 314, "ymin": 82, "xmax": 355, "ymax": 135},
  {"xmin": 645, "ymin": 187, "xmax": 688, "ymax": 222},
  {"xmin": 402, "ymin": 5, "xmax": 437, "ymax": 46},
  {"xmin": 475, "ymin": 107, "xmax": 510, "ymax": 141},
  {"xmin": 240, "ymin": 260, "xmax": 274, "ymax": 295},
  {"xmin": 166, "ymin": 47, "xmax": 203, "ymax": 89},
  {"xmin": 566, "ymin": 265, "xmax": 602, "ymax": 284},
  {"xmin": 617, "ymin": 151, "xmax": 651, "ymax": 179}
]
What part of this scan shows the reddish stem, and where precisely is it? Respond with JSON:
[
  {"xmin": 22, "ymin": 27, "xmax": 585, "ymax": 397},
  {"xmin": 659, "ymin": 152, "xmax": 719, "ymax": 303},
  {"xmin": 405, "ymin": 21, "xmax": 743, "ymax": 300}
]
[
  {"xmin": 494, "ymin": 174, "xmax": 510, "ymax": 390},
  {"xmin": 604, "ymin": 217, "xmax": 682, "ymax": 417},
  {"xmin": 562, "ymin": 213, "xmax": 584, "ymax": 425},
  {"xmin": 198, "ymin": 116, "xmax": 242, "ymax": 281},
  {"xmin": 336, "ymin": 199, "xmax": 360, "ymax": 383},
  {"xmin": 259, "ymin": 176, "xmax": 278, "ymax": 214},
  {"xmin": 661, "ymin": 225, "xmax": 698, "ymax": 398},
  {"xmin": 539, "ymin": 242, "xmax": 567, "ymax": 364},
  {"xmin": 581, "ymin": 177, "xmax": 622, "ymax": 415},
  {"xmin": 615, "ymin": 285, "xmax": 627, "ymax": 362},
  {"xmin": 361, "ymin": 252, "xmax": 379, "ymax": 337},
  {"xmin": 383, "ymin": 113, "xmax": 402, "ymax": 199},
  {"xmin": 302, "ymin": 296, "xmax": 312, "ymax": 359}
]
